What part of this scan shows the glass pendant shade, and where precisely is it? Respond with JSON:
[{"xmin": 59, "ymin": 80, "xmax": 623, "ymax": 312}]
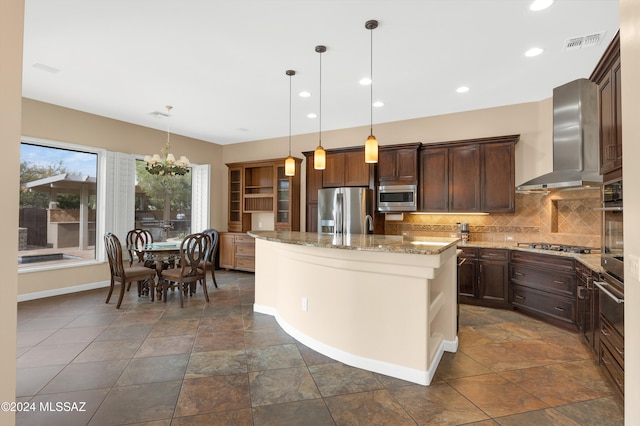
[
  {"xmin": 314, "ymin": 145, "xmax": 326, "ymax": 170},
  {"xmin": 284, "ymin": 155, "xmax": 296, "ymax": 176},
  {"xmin": 364, "ymin": 134, "xmax": 378, "ymax": 163}
]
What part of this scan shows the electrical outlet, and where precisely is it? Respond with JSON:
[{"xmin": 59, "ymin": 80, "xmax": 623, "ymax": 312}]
[
  {"xmin": 258, "ymin": 221, "xmax": 263, "ymax": 228},
  {"xmin": 301, "ymin": 297, "xmax": 308, "ymax": 312},
  {"xmin": 505, "ymin": 235, "xmax": 515, "ymax": 242},
  {"xmin": 629, "ymin": 254, "xmax": 640, "ymax": 281}
]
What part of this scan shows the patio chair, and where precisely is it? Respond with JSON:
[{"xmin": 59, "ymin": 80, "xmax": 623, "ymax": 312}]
[{"xmin": 104, "ymin": 232, "xmax": 157, "ymax": 309}]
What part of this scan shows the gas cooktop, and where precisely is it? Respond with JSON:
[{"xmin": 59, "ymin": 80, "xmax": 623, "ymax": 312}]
[{"xmin": 517, "ymin": 242, "xmax": 600, "ymax": 254}]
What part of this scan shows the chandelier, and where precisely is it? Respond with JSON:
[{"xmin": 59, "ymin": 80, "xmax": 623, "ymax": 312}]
[{"xmin": 144, "ymin": 106, "xmax": 190, "ymax": 176}]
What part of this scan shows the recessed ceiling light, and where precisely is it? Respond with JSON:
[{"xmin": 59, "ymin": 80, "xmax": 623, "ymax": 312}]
[
  {"xmin": 525, "ymin": 47, "xmax": 544, "ymax": 57},
  {"xmin": 359, "ymin": 77, "xmax": 372, "ymax": 86},
  {"xmin": 299, "ymin": 91, "xmax": 311, "ymax": 98},
  {"xmin": 373, "ymin": 101, "xmax": 384, "ymax": 107},
  {"xmin": 529, "ymin": 0, "xmax": 553, "ymax": 11},
  {"xmin": 456, "ymin": 86, "xmax": 470, "ymax": 93},
  {"xmin": 307, "ymin": 113, "xmax": 317, "ymax": 119}
]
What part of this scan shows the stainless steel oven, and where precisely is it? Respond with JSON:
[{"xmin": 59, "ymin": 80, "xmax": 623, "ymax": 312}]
[
  {"xmin": 599, "ymin": 178, "xmax": 623, "ymax": 282},
  {"xmin": 594, "ymin": 272, "xmax": 624, "ymax": 338}
]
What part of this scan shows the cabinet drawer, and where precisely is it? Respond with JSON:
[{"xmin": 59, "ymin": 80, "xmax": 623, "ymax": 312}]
[
  {"xmin": 234, "ymin": 234, "xmax": 255, "ymax": 244},
  {"xmin": 478, "ymin": 248, "xmax": 508, "ymax": 260},
  {"xmin": 235, "ymin": 256, "xmax": 255, "ymax": 271},
  {"xmin": 510, "ymin": 264, "xmax": 575, "ymax": 297},
  {"xmin": 510, "ymin": 250, "xmax": 575, "ymax": 272},
  {"xmin": 600, "ymin": 344, "xmax": 624, "ymax": 395},
  {"xmin": 511, "ymin": 284, "xmax": 575, "ymax": 324},
  {"xmin": 458, "ymin": 247, "xmax": 477, "ymax": 258},
  {"xmin": 235, "ymin": 243, "xmax": 255, "ymax": 256},
  {"xmin": 600, "ymin": 316, "xmax": 624, "ymax": 367}
]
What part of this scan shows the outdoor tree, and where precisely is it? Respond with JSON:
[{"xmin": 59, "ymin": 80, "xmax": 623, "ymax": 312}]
[
  {"xmin": 135, "ymin": 161, "xmax": 191, "ymax": 222},
  {"xmin": 19, "ymin": 161, "xmax": 82, "ymax": 208}
]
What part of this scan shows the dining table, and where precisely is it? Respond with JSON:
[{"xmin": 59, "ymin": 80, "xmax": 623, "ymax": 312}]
[{"xmin": 128, "ymin": 241, "xmax": 182, "ymax": 301}]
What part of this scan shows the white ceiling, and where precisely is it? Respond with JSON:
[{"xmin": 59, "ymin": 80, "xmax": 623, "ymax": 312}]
[{"xmin": 22, "ymin": 0, "xmax": 619, "ymax": 146}]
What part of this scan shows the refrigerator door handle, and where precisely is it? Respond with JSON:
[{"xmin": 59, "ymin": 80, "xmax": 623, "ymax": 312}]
[{"xmin": 336, "ymin": 193, "xmax": 343, "ymax": 234}]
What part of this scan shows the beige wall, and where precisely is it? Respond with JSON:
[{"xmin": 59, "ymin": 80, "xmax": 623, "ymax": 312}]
[
  {"xmin": 222, "ymin": 100, "xmax": 551, "ymax": 231},
  {"xmin": 1, "ymin": 0, "xmax": 23, "ymax": 418},
  {"xmin": 620, "ymin": 0, "xmax": 639, "ymax": 421},
  {"xmin": 18, "ymin": 99, "xmax": 226, "ymax": 295}
]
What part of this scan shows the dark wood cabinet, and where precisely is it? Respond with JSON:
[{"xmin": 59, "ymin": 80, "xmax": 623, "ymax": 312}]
[
  {"xmin": 576, "ymin": 262, "xmax": 600, "ymax": 354},
  {"xmin": 420, "ymin": 135, "xmax": 518, "ymax": 213},
  {"xmin": 510, "ymin": 251, "xmax": 577, "ymax": 327},
  {"xmin": 458, "ymin": 248, "xmax": 509, "ymax": 308},
  {"xmin": 419, "ymin": 147, "xmax": 448, "ymax": 211},
  {"xmin": 322, "ymin": 149, "xmax": 371, "ymax": 188},
  {"xmin": 227, "ymin": 166, "xmax": 249, "ymax": 233},
  {"xmin": 449, "ymin": 144, "xmax": 480, "ymax": 212},
  {"xmin": 591, "ymin": 31, "xmax": 622, "ymax": 175},
  {"xmin": 377, "ymin": 144, "xmax": 420, "ymax": 184},
  {"xmin": 600, "ymin": 315, "xmax": 624, "ymax": 395}
]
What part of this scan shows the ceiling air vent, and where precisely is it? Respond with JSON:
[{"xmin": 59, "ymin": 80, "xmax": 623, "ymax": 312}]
[{"xmin": 563, "ymin": 31, "xmax": 606, "ymax": 52}]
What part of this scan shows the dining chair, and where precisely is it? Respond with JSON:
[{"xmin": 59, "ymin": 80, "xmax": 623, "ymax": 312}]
[
  {"xmin": 125, "ymin": 229, "xmax": 154, "ymax": 267},
  {"xmin": 104, "ymin": 232, "xmax": 157, "ymax": 309},
  {"xmin": 160, "ymin": 232, "xmax": 211, "ymax": 307},
  {"xmin": 200, "ymin": 228, "xmax": 220, "ymax": 288}
]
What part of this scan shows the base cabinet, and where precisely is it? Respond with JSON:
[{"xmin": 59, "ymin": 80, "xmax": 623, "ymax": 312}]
[
  {"xmin": 509, "ymin": 251, "xmax": 576, "ymax": 327},
  {"xmin": 576, "ymin": 263, "xmax": 600, "ymax": 353},
  {"xmin": 220, "ymin": 232, "xmax": 255, "ymax": 272},
  {"xmin": 458, "ymin": 248, "xmax": 509, "ymax": 308},
  {"xmin": 599, "ymin": 315, "xmax": 624, "ymax": 396}
]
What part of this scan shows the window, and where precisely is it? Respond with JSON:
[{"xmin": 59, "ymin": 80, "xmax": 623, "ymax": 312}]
[
  {"xmin": 19, "ymin": 140, "xmax": 99, "ymax": 267},
  {"xmin": 134, "ymin": 160, "xmax": 192, "ymax": 241}
]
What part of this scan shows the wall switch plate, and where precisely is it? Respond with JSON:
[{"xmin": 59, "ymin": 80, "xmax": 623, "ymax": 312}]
[
  {"xmin": 629, "ymin": 254, "xmax": 640, "ymax": 281},
  {"xmin": 301, "ymin": 297, "xmax": 308, "ymax": 312}
]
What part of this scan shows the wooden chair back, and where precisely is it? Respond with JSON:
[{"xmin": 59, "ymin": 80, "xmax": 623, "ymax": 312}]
[{"xmin": 126, "ymin": 229, "xmax": 153, "ymax": 266}]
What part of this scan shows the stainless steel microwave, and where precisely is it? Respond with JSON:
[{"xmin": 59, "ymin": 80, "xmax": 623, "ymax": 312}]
[{"xmin": 377, "ymin": 184, "xmax": 417, "ymax": 212}]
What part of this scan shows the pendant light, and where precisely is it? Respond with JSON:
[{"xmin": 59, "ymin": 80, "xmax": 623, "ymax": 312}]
[
  {"xmin": 314, "ymin": 45, "xmax": 327, "ymax": 170},
  {"xmin": 284, "ymin": 70, "xmax": 296, "ymax": 176},
  {"xmin": 364, "ymin": 20, "xmax": 379, "ymax": 164},
  {"xmin": 144, "ymin": 106, "xmax": 191, "ymax": 176}
]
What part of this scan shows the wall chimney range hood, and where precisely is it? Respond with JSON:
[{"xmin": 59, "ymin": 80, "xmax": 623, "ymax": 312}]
[{"xmin": 517, "ymin": 78, "xmax": 602, "ymax": 191}]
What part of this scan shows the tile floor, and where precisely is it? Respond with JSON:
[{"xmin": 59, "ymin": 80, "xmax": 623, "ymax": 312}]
[{"xmin": 16, "ymin": 270, "xmax": 623, "ymax": 425}]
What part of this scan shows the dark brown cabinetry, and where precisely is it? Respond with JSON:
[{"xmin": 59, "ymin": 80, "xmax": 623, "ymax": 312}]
[
  {"xmin": 458, "ymin": 248, "xmax": 509, "ymax": 308},
  {"xmin": 599, "ymin": 315, "xmax": 624, "ymax": 395},
  {"xmin": 322, "ymin": 149, "xmax": 372, "ymax": 188},
  {"xmin": 377, "ymin": 144, "xmax": 420, "ymax": 184},
  {"xmin": 591, "ymin": 31, "xmax": 621, "ymax": 175},
  {"xmin": 420, "ymin": 135, "xmax": 518, "ymax": 213},
  {"xmin": 576, "ymin": 263, "xmax": 600, "ymax": 353},
  {"xmin": 510, "ymin": 251, "xmax": 577, "ymax": 327},
  {"xmin": 219, "ymin": 232, "xmax": 255, "ymax": 272}
]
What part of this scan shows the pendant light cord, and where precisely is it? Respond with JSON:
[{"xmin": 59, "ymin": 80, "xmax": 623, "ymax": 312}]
[
  {"xmin": 319, "ymin": 49, "xmax": 322, "ymax": 147},
  {"xmin": 288, "ymin": 73, "xmax": 292, "ymax": 156},
  {"xmin": 370, "ymin": 26, "xmax": 373, "ymax": 136}
]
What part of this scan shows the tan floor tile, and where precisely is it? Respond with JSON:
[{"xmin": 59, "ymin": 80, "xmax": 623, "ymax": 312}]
[
  {"xmin": 325, "ymin": 389, "xmax": 417, "ymax": 425},
  {"xmin": 448, "ymin": 374, "xmax": 548, "ymax": 418}
]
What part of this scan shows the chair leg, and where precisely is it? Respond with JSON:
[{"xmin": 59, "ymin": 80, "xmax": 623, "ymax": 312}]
[
  {"xmin": 211, "ymin": 269, "xmax": 218, "ymax": 288},
  {"xmin": 201, "ymin": 278, "xmax": 210, "ymax": 302},
  {"xmin": 116, "ymin": 282, "xmax": 126, "ymax": 309},
  {"xmin": 179, "ymin": 282, "xmax": 184, "ymax": 308},
  {"xmin": 149, "ymin": 278, "xmax": 156, "ymax": 302},
  {"xmin": 105, "ymin": 278, "xmax": 115, "ymax": 304}
]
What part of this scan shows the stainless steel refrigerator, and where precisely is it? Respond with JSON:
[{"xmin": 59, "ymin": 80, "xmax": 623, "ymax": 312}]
[{"xmin": 318, "ymin": 187, "xmax": 374, "ymax": 234}]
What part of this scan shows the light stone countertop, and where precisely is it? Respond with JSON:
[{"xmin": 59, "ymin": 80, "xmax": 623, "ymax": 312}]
[
  {"xmin": 247, "ymin": 231, "xmax": 459, "ymax": 256},
  {"xmin": 457, "ymin": 241, "xmax": 603, "ymax": 273},
  {"xmin": 247, "ymin": 231, "xmax": 603, "ymax": 273}
]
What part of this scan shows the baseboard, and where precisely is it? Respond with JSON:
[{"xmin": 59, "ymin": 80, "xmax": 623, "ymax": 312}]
[{"xmin": 18, "ymin": 281, "xmax": 110, "ymax": 302}]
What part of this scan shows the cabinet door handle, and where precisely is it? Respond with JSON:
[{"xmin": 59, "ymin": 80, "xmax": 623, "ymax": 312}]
[
  {"xmin": 553, "ymin": 280, "xmax": 565, "ymax": 284},
  {"xmin": 554, "ymin": 306, "xmax": 565, "ymax": 312},
  {"xmin": 614, "ymin": 346, "xmax": 623, "ymax": 355},
  {"xmin": 615, "ymin": 377, "xmax": 623, "ymax": 387},
  {"xmin": 602, "ymin": 328, "xmax": 610, "ymax": 336},
  {"xmin": 514, "ymin": 294, "xmax": 524, "ymax": 300},
  {"xmin": 602, "ymin": 357, "xmax": 611, "ymax": 365},
  {"xmin": 514, "ymin": 272, "xmax": 524, "ymax": 276}
]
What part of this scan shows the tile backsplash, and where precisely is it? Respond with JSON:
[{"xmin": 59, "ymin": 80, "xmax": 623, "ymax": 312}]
[{"xmin": 384, "ymin": 188, "xmax": 602, "ymax": 248}]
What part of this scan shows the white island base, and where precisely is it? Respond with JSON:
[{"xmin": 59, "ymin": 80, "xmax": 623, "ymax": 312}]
[{"xmin": 251, "ymin": 232, "xmax": 459, "ymax": 386}]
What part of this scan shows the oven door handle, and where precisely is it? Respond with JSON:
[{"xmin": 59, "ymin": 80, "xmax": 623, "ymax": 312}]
[
  {"xmin": 593, "ymin": 280, "xmax": 624, "ymax": 304},
  {"xmin": 593, "ymin": 207, "xmax": 623, "ymax": 212}
]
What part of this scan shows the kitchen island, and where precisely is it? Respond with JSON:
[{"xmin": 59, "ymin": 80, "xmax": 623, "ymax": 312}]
[{"xmin": 248, "ymin": 230, "xmax": 459, "ymax": 385}]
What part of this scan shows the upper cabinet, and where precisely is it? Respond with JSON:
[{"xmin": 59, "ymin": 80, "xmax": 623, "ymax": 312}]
[
  {"xmin": 377, "ymin": 143, "xmax": 420, "ymax": 185},
  {"xmin": 323, "ymin": 149, "xmax": 373, "ymax": 188},
  {"xmin": 226, "ymin": 158, "xmax": 301, "ymax": 232},
  {"xmin": 591, "ymin": 31, "xmax": 621, "ymax": 176},
  {"xmin": 420, "ymin": 135, "xmax": 518, "ymax": 213}
]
